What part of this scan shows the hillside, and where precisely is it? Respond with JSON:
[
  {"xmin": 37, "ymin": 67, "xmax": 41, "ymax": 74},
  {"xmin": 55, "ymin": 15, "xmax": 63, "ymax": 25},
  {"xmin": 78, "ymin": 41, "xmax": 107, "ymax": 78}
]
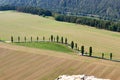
[
  {"xmin": 0, "ymin": 0, "xmax": 120, "ymax": 20},
  {"xmin": 0, "ymin": 11, "xmax": 120, "ymax": 60},
  {"xmin": 0, "ymin": 42, "xmax": 120, "ymax": 80}
]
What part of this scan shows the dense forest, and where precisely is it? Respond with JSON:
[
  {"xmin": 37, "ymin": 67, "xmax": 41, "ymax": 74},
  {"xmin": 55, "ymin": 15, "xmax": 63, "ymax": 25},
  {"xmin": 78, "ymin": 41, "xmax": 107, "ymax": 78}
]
[
  {"xmin": 0, "ymin": 0, "xmax": 120, "ymax": 21},
  {"xmin": 0, "ymin": 5, "xmax": 52, "ymax": 16},
  {"xmin": 0, "ymin": 5, "xmax": 120, "ymax": 32}
]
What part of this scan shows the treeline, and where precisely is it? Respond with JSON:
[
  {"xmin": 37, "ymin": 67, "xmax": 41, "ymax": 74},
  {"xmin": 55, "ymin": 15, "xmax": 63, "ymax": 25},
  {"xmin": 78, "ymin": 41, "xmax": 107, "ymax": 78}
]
[
  {"xmin": 10, "ymin": 35, "xmax": 113, "ymax": 60},
  {"xmin": 0, "ymin": 5, "xmax": 52, "ymax": 16},
  {"xmin": 55, "ymin": 15, "xmax": 120, "ymax": 32}
]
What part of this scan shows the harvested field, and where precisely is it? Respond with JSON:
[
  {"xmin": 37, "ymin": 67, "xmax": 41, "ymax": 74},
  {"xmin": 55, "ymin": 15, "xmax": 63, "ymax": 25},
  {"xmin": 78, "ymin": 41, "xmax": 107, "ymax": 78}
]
[
  {"xmin": 0, "ymin": 11, "xmax": 120, "ymax": 60},
  {"xmin": 0, "ymin": 42, "xmax": 120, "ymax": 80}
]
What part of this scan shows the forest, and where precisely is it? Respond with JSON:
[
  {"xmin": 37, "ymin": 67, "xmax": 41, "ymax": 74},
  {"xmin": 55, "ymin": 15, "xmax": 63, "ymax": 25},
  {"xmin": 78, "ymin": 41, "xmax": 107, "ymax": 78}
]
[{"xmin": 0, "ymin": 0, "xmax": 120, "ymax": 21}]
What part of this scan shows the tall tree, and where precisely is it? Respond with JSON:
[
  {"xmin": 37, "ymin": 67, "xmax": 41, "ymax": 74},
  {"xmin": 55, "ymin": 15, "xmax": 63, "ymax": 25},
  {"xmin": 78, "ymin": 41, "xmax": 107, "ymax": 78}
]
[
  {"xmin": 81, "ymin": 46, "xmax": 84, "ymax": 55},
  {"xmin": 11, "ymin": 36, "xmax": 13, "ymax": 43},
  {"xmin": 89, "ymin": 46, "xmax": 92, "ymax": 56},
  {"xmin": 43, "ymin": 36, "xmax": 45, "ymax": 41},
  {"xmin": 37, "ymin": 36, "xmax": 39, "ymax": 42},
  {"xmin": 61, "ymin": 37, "xmax": 64, "ymax": 44},
  {"xmin": 24, "ymin": 36, "xmax": 26, "ymax": 42},
  {"xmin": 65, "ymin": 38, "xmax": 67, "ymax": 44},
  {"xmin": 75, "ymin": 43, "xmax": 77, "ymax": 49},
  {"xmin": 56, "ymin": 35, "xmax": 59, "ymax": 43},
  {"xmin": 51, "ymin": 35, "xmax": 53, "ymax": 42},
  {"xmin": 102, "ymin": 53, "xmax": 104, "ymax": 59},
  {"xmin": 110, "ymin": 53, "xmax": 113, "ymax": 60},
  {"xmin": 71, "ymin": 41, "xmax": 74, "ymax": 49},
  {"xmin": 31, "ymin": 36, "xmax": 32, "ymax": 42}
]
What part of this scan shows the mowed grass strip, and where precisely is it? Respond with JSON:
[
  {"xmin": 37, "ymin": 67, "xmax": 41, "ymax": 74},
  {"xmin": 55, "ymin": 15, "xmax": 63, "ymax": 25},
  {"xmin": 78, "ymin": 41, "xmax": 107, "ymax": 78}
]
[{"xmin": 14, "ymin": 42, "xmax": 73, "ymax": 53}]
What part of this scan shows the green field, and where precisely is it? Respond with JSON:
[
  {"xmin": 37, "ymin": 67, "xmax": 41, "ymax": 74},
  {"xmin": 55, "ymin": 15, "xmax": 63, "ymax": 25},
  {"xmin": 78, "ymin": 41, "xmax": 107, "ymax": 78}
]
[
  {"xmin": 0, "ymin": 11, "xmax": 120, "ymax": 60},
  {"xmin": 14, "ymin": 42, "xmax": 73, "ymax": 53}
]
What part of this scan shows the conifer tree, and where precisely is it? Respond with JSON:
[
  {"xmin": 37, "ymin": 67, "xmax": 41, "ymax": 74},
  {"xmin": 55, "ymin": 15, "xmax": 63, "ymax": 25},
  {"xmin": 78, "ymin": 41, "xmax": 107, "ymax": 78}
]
[
  {"xmin": 56, "ymin": 35, "xmax": 59, "ymax": 43},
  {"xmin": 71, "ymin": 41, "xmax": 74, "ymax": 49},
  {"xmin": 81, "ymin": 46, "xmax": 84, "ymax": 55},
  {"xmin": 61, "ymin": 37, "xmax": 64, "ymax": 44},
  {"xmin": 24, "ymin": 36, "xmax": 26, "ymax": 42},
  {"xmin": 110, "ymin": 53, "xmax": 112, "ymax": 60},
  {"xmin": 51, "ymin": 35, "xmax": 53, "ymax": 42},
  {"xmin": 11, "ymin": 36, "xmax": 13, "ymax": 43},
  {"xmin": 37, "ymin": 36, "xmax": 39, "ymax": 42},
  {"xmin": 31, "ymin": 36, "xmax": 32, "ymax": 42},
  {"xmin": 65, "ymin": 38, "xmax": 67, "ymax": 44},
  {"xmin": 102, "ymin": 53, "xmax": 104, "ymax": 59},
  {"xmin": 89, "ymin": 46, "xmax": 92, "ymax": 56}
]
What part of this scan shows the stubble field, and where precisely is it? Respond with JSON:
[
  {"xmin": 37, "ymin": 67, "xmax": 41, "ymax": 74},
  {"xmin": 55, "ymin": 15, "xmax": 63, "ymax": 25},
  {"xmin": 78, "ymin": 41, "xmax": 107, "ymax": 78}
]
[{"xmin": 0, "ymin": 11, "xmax": 120, "ymax": 60}]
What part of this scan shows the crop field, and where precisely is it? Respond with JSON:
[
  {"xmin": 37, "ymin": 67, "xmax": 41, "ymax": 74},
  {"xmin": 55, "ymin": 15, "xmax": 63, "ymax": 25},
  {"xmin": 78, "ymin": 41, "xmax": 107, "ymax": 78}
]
[
  {"xmin": 0, "ymin": 42, "xmax": 120, "ymax": 80},
  {"xmin": 0, "ymin": 11, "xmax": 120, "ymax": 60}
]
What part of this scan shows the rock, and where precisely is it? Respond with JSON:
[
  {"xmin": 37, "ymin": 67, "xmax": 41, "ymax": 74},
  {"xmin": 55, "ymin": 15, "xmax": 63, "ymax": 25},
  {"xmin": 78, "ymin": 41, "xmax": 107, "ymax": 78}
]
[{"xmin": 55, "ymin": 75, "xmax": 110, "ymax": 80}]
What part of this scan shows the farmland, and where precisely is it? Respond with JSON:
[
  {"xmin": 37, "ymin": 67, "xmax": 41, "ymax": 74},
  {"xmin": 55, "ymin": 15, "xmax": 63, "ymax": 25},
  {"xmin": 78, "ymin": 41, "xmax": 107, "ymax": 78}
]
[
  {"xmin": 0, "ymin": 42, "xmax": 120, "ymax": 80},
  {"xmin": 0, "ymin": 11, "xmax": 120, "ymax": 60}
]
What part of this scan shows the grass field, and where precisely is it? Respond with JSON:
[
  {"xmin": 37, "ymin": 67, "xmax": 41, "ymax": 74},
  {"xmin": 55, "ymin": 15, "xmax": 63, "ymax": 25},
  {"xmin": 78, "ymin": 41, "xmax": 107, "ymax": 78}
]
[
  {"xmin": 0, "ymin": 11, "xmax": 120, "ymax": 60},
  {"xmin": 0, "ymin": 42, "xmax": 120, "ymax": 80},
  {"xmin": 14, "ymin": 42, "xmax": 73, "ymax": 53}
]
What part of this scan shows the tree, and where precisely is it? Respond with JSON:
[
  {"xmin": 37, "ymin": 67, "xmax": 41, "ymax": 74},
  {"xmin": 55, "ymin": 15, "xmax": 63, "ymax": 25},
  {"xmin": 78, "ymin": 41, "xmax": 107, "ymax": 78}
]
[
  {"xmin": 24, "ymin": 36, "xmax": 26, "ymax": 42},
  {"xmin": 110, "ymin": 53, "xmax": 112, "ymax": 60},
  {"xmin": 102, "ymin": 53, "xmax": 104, "ymax": 59},
  {"xmin": 37, "ymin": 36, "xmax": 39, "ymax": 42},
  {"xmin": 11, "ymin": 36, "xmax": 13, "ymax": 43},
  {"xmin": 71, "ymin": 41, "xmax": 74, "ymax": 49},
  {"xmin": 31, "ymin": 36, "xmax": 32, "ymax": 42},
  {"xmin": 89, "ymin": 46, "xmax": 92, "ymax": 56},
  {"xmin": 65, "ymin": 38, "xmax": 67, "ymax": 44},
  {"xmin": 61, "ymin": 37, "xmax": 64, "ymax": 44},
  {"xmin": 51, "ymin": 35, "xmax": 53, "ymax": 42},
  {"xmin": 75, "ymin": 43, "xmax": 77, "ymax": 49},
  {"xmin": 81, "ymin": 46, "xmax": 84, "ymax": 55},
  {"xmin": 43, "ymin": 36, "xmax": 45, "ymax": 41},
  {"xmin": 18, "ymin": 36, "xmax": 20, "ymax": 42},
  {"xmin": 56, "ymin": 35, "xmax": 59, "ymax": 43}
]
